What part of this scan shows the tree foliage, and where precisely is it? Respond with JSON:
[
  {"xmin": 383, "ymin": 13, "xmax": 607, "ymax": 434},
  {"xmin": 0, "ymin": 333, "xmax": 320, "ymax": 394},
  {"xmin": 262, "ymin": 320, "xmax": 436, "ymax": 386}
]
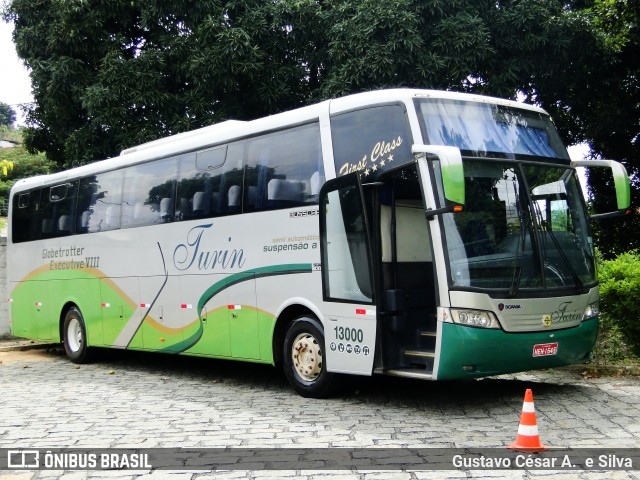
[
  {"xmin": 3, "ymin": 0, "xmax": 603, "ymax": 166},
  {"xmin": 533, "ymin": 0, "xmax": 640, "ymax": 257},
  {"xmin": 0, "ymin": 145, "xmax": 56, "ymax": 214},
  {"xmin": 0, "ymin": 102, "xmax": 16, "ymax": 127},
  {"xmin": 3, "ymin": 1, "xmax": 639, "ymax": 255},
  {"xmin": 598, "ymin": 250, "xmax": 640, "ymax": 357}
]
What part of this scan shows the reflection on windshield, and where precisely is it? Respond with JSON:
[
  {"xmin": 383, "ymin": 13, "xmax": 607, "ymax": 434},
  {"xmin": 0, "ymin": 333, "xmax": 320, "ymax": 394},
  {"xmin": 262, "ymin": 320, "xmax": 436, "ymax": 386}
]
[
  {"xmin": 444, "ymin": 161, "xmax": 596, "ymax": 292},
  {"xmin": 418, "ymin": 99, "xmax": 570, "ymax": 160}
]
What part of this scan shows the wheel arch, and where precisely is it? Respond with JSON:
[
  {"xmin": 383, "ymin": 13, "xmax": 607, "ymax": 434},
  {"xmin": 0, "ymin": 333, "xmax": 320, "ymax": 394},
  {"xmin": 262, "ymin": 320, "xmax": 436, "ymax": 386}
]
[
  {"xmin": 58, "ymin": 301, "xmax": 80, "ymax": 344},
  {"xmin": 272, "ymin": 298, "xmax": 324, "ymax": 366}
]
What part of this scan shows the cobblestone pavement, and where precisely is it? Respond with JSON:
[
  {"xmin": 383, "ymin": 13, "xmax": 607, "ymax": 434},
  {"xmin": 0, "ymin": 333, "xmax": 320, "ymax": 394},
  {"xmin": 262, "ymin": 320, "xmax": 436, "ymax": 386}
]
[{"xmin": 0, "ymin": 341, "xmax": 639, "ymax": 480}]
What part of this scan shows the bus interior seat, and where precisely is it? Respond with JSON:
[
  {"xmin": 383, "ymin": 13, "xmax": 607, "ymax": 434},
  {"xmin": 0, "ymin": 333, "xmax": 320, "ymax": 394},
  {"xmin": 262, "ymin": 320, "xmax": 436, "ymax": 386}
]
[
  {"xmin": 227, "ymin": 185, "xmax": 241, "ymax": 213},
  {"xmin": 104, "ymin": 206, "xmax": 119, "ymax": 229},
  {"xmin": 267, "ymin": 179, "xmax": 303, "ymax": 208},
  {"xmin": 192, "ymin": 191, "xmax": 206, "ymax": 217},
  {"xmin": 58, "ymin": 215, "xmax": 72, "ymax": 235},
  {"xmin": 160, "ymin": 197, "xmax": 173, "ymax": 221},
  {"xmin": 132, "ymin": 203, "xmax": 145, "ymax": 224},
  {"xmin": 310, "ymin": 171, "xmax": 324, "ymax": 196},
  {"xmin": 78, "ymin": 210, "xmax": 90, "ymax": 232}
]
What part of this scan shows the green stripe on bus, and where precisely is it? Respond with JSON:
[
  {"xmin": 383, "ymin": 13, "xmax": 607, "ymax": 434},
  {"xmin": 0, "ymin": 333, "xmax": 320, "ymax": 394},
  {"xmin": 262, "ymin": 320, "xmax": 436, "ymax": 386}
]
[{"xmin": 160, "ymin": 263, "xmax": 313, "ymax": 353}]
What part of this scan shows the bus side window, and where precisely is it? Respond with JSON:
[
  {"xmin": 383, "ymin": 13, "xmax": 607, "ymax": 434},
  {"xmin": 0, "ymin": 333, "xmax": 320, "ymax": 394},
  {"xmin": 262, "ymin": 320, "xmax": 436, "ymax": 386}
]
[
  {"xmin": 11, "ymin": 190, "xmax": 41, "ymax": 243},
  {"xmin": 122, "ymin": 158, "xmax": 177, "ymax": 228},
  {"xmin": 79, "ymin": 171, "xmax": 123, "ymax": 233},
  {"xmin": 38, "ymin": 181, "xmax": 79, "ymax": 239},
  {"xmin": 331, "ymin": 104, "xmax": 413, "ymax": 178},
  {"xmin": 243, "ymin": 122, "xmax": 323, "ymax": 212},
  {"xmin": 177, "ymin": 150, "xmax": 238, "ymax": 220},
  {"xmin": 216, "ymin": 143, "xmax": 244, "ymax": 216}
]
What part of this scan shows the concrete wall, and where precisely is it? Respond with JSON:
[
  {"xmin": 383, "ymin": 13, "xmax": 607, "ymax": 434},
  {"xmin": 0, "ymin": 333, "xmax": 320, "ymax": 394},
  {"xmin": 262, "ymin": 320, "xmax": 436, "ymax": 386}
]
[{"xmin": 0, "ymin": 236, "xmax": 9, "ymax": 337}]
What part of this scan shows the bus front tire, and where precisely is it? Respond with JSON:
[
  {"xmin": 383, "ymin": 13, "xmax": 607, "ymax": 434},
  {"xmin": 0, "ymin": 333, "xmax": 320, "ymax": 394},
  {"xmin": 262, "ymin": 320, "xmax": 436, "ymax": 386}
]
[
  {"xmin": 283, "ymin": 316, "xmax": 337, "ymax": 398},
  {"xmin": 62, "ymin": 307, "xmax": 91, "ymax": 364}
]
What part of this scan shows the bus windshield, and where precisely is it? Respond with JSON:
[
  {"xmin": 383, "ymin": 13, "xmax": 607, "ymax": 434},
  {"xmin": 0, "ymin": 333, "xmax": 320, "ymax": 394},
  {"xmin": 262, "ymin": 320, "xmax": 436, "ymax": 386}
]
[
  {"xmin": 440, "ymin": 160, "xmax": 596, "ymax": 293},
  {"xmin": 417, "ymin": 98, "xmax": 570, "ymax": 160}
]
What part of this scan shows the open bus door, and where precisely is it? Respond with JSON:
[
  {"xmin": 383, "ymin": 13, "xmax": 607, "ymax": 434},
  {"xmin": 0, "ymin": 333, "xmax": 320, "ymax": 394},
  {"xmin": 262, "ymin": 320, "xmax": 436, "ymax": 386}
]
[{"xmin": 319, "ymin": 172, "xmax": 378, "ymax": 377}]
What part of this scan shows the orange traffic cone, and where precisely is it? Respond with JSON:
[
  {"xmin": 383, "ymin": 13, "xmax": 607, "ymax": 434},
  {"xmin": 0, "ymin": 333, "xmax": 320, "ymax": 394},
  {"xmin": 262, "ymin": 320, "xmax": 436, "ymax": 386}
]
[{"xmin": 508, "ymin": 388, "xmax": 548, "ymax": 452}]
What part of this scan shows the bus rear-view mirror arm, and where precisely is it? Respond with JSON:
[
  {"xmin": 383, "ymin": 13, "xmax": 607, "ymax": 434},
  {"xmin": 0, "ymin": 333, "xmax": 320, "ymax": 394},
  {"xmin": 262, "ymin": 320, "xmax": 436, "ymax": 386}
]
[{"xmin": 412, "ymin": 145, "xmax": 465, "ymax": 218}]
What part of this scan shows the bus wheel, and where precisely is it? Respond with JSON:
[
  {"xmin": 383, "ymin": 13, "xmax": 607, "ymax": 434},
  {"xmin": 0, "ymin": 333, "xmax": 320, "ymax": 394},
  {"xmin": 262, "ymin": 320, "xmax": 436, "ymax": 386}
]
[
  {"xmin": 63, "ymin": 307, "xmax": 91, "ymax": 364},
  {"xmin": 283, "ymin": 316, "xmax": 337, "ymax": 398}
]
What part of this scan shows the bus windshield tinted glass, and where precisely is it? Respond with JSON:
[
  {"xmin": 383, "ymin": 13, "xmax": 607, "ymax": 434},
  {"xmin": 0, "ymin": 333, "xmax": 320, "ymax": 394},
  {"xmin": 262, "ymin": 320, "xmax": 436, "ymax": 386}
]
[
  {"xmin": 443, "ymin": 161, "xmax": 596, "ymax": 292},
  {"xmin": 417, "ymin": 99, "xmax": 569, "ymax": 160}
]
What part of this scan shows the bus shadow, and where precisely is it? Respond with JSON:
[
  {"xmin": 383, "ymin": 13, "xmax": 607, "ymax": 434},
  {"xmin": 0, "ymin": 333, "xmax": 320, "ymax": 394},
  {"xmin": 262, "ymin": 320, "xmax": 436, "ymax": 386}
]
[
  {"xmin": 84, "ymin": 347, "xmax": 593, "ymax": 410},
  {"xmin": 339, "ymin": 372, "xmax": 590, "ymax": 408}
]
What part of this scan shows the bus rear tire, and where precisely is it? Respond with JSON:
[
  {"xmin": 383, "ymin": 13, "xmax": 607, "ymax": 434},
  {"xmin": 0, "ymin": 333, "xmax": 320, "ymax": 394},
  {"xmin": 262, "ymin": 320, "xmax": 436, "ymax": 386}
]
[
  {"xmin": 63, "ymin": 307, "xmax": 92, "ymax": 364},
  {"xmin": 283, "ymin": 316, "xmax": 337, "ymax": 398}
]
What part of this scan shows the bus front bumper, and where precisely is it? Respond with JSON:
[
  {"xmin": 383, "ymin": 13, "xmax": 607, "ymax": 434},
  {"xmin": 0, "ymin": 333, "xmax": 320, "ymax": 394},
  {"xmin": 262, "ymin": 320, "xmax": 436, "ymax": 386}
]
[{"xmin": 435, "ymin": 317, "xmax": 598, "ymax": 380}]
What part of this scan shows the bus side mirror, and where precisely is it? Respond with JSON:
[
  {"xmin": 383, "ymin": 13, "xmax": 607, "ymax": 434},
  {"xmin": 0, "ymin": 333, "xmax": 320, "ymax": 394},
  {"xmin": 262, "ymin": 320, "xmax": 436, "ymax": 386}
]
[
  {"xmin": 572, "ymin": 159, "xmax": 631, "ymax": 220},
  {"xmin": 412, "ymin": 145, "xmax": 465, "ymax": 208}
]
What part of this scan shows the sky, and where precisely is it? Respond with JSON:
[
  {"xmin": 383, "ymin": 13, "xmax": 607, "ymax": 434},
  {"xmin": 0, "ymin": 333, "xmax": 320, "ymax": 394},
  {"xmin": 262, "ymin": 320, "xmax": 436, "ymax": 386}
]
[{"xmin": 1, "ymin": 19, "xmax": 33, "ymax": 126}]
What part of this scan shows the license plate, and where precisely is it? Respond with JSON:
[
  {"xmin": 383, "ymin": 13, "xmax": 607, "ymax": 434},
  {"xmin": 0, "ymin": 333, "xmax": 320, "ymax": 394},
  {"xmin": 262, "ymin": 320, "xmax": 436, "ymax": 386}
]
[{"xmin": 532, "ymin": 342, "xmax": 558, "ymax": 357}]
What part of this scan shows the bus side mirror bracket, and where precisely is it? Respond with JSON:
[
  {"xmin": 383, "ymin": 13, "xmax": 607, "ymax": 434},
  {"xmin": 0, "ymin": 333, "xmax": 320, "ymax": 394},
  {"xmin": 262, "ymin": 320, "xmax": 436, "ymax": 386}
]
[
  {"xmin": 412, "ymin": 145, "xmax": 465, "ymax": 218},
  {"xmin": 571, "ymin": 159, "xmax": 631, "ymax": 220}
]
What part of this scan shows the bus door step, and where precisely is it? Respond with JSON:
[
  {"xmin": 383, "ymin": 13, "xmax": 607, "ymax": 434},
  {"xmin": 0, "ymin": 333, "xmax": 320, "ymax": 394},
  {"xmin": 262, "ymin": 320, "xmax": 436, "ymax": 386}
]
[
  {"xmin": 403, "ymin": 349, "xmax": 435, "ymax": 370},
  {"xmin": 404, "ymin": 349, "xmax": 435, "ymax": 358},
  {"xmin": 374, "ymin": 368, "xmax": 434, "ymax": 380}
]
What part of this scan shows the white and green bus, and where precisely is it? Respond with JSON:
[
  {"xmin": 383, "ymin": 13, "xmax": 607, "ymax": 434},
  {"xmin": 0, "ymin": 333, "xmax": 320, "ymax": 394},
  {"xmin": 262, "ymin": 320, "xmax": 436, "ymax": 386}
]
[{"xmin": 8, "ymin": 89, "xmax": 630, "ymax": 397}]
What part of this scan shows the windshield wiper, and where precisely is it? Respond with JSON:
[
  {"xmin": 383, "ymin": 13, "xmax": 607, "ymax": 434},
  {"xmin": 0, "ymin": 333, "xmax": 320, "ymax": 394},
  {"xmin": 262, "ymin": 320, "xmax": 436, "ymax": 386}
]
[
  {"xmin": 532, "ymin": 202, "xmax": 585, "ymax": 294},
  {"xmin": 509, "ymin": 178, "xmax": 526, "ymax": 297}
]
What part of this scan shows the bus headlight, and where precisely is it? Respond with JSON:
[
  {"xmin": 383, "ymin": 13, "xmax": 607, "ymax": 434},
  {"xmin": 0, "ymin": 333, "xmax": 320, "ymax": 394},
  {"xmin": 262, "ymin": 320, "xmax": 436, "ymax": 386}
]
[
  {"xmin": 583, "ymin": 302, "xmax": 599, "ymax": 321},
  {"xmin": 450, "ymin": 309, "xmax": 500, "ymax": 329}
]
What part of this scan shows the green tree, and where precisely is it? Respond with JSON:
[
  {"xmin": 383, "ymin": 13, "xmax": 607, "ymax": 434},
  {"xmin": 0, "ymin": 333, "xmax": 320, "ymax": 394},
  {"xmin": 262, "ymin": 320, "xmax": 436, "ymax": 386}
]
[
  {"xmin": 0, "ymin": 102, "xmax": 16, "ymax": 127},
  {"xmin": 585, "ymin": 0, "xmax": 640, "ymax": 257},
  {"xmin": 3, "ymin": 0, "xmax": 636, "ymax": 245},
  {"xmin": 4, "ymin": 0, "xmax": 328, "ymax": 168},
  {"xmin": 0, "ymin": 145, "xmax": 56, "ymax": 214}
]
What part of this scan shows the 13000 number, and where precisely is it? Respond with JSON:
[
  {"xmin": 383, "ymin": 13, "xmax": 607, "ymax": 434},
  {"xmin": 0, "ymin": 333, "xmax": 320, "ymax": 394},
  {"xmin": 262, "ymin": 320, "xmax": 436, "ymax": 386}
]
[{"xmin": 333, "ymin": 326, "xmax": 364, "ymax": 343}]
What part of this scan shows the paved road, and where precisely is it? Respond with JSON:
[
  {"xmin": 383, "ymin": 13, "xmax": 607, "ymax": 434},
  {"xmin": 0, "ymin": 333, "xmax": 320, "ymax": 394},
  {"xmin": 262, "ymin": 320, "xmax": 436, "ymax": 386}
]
[{"xmin": 0, "ymin": 344, "xmax": 639, "ymax": 479}]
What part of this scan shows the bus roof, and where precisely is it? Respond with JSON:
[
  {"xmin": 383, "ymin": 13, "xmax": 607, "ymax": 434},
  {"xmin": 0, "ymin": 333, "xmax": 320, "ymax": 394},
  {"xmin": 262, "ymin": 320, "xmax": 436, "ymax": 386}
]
[{"xmin": 10, "ymin": 88, "xmax": 549, "ymax": 193}]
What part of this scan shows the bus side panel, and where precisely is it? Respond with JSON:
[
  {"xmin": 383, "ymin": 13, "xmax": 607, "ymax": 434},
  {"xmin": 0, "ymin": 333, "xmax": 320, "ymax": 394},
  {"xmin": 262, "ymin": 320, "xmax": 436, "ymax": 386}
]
[
  {"xmin": 137, "ymin": 275, "xmax": 184, "ymax": 351},
  {"xmin": 100, "ymin": 277, "xmax": 140, "ymax": 348},
  {"xmin": 227, "ymin": 273, "xmax": 261, "ymax": 360},
  {"xmin": 184, "ymin": 274, "xmax": 232, "ymax": 358},
  {"xmin": 72, "ymin": 277, "xmax": 103, "ymax": 347},
  {"xmin": 10, "ymin": 272, "xmax": 102, "ymax": 344},
  {"xmin": 9, "ymin": 280, "xmax": 39, "ymax": 340}
]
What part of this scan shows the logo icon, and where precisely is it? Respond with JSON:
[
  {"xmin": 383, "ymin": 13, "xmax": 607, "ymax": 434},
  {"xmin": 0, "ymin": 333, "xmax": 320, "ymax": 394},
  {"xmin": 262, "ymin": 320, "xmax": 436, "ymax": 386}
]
[{"xmin": 7, "ymin": 450, "xmax": 40, "ymax": 468}]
